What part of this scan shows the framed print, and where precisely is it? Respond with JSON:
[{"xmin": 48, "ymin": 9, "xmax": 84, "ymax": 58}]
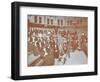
[{"xmin": 11, "ymin": 1, "xmax": 98, "ymax": 80}]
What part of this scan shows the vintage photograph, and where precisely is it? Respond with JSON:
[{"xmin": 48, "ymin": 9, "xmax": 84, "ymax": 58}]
[{"xmin": 27, "ymin": 15, "xmax": 88, "ymax": 66}]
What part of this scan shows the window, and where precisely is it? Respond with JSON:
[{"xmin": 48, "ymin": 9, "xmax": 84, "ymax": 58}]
[
  {"xmin": 58, "ymin": 20, "xmax": 60, "ymax": 25},
  {"xmin": 51, "ymin": 19, "xmax": 53, "ymax": 25},
  {"xmin": 47, "ymin": 18, "xmax": 49, "ymax": 24},
  {"xmin": 34, "ymin": 16, "xmax": 37, "ymax": 23},
  {"xmin": 39, "ymin": 17, "xmax": 42, "ymax": 23},
  {"xmin": 61, "ymin": 20, "xmax": 63, "ymax": 25}
]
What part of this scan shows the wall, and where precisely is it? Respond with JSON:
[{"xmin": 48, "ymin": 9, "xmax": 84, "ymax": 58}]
[{"xmin": 0, "ymin": 0, "xmax": 99, "ymax": 82}]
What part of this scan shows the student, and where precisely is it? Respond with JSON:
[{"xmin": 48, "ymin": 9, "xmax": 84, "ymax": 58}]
[
  {"xmin": 54, "ymin": 44, "xmax": 59, "ymax": 58},
  {"xmin": 42, "ymin": 47, "xmax": 55, "ymax": 66}
]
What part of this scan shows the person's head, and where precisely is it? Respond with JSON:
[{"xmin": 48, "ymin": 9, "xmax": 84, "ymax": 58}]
[
  {"xmin": 40, "ymin": 49, "xmax": 45, "ymax": 56},
  {"xmin": 81, "ymin": 32, "xmax": 85, "ymax": 36}
]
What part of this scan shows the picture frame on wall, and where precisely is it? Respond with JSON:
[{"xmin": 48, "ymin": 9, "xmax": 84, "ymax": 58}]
[{"xmin": 11, "ymin": 1, "xmax": 98, "ymax": 80}]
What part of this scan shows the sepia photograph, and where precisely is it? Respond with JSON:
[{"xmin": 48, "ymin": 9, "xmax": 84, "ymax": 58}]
[{"xmin": 27, "ymin": 15, "xmax": 88, "ymax": 66}]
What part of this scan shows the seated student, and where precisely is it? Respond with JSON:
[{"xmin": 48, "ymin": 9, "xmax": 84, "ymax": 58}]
[
  {"xmin": 54, "ymin": 44, "xmax": 59, "ymax": 58},
  {"xmin": 63, "ymin": 42, "xmax": 68, "ymax": 54},
  {"xmin": 62, "ymin": 42, "xmax": 69, "ymax": 63},
  {"xmin": 80, "ymin": 33, "xmax": 88, "ymax": 56},
  {"xmin": 49, "ymin": 37, "xmax": 55, "ymax": 48},
  {"xmin": 42, "ymin": 47, "xmax": 55, "ymax": 66},
  {"xmin": 33, "ymin": 42, "xmax": 39, "ymax": 56},
  {"xmin": 56, "ymin": 51, "xmax": 66, "ymax": 65},
  {"xmin": 70, "ymin": 33, "xmax": 76, "ymax": 52}
]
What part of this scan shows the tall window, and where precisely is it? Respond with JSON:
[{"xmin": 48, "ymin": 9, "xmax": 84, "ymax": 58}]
[
  {"xmin": 39, "ymin": 17, "xmax": 42, "ymax": 23},
  {"xmin": 58, "ymin": 20, "xmax": 60, "ymax": 25},
  {"xmin": 61, "ymin": 20, "xmax": 63, "ymax": 25},
  {"xmin": 47, "ymin": 18, "xmax": 49, "ymax": 24},
  {"xmin": 51, "ymin": 19, "xmax": 53, "ymax": 25},
  {"xmin": 34, "ymin": 16, "xmax": 37, "ymax": 23}
]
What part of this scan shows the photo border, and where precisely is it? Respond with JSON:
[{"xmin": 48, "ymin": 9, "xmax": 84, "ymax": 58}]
[{"xmin": 11, "ymin": 1, "xmax": 98, "ymax": 80}]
